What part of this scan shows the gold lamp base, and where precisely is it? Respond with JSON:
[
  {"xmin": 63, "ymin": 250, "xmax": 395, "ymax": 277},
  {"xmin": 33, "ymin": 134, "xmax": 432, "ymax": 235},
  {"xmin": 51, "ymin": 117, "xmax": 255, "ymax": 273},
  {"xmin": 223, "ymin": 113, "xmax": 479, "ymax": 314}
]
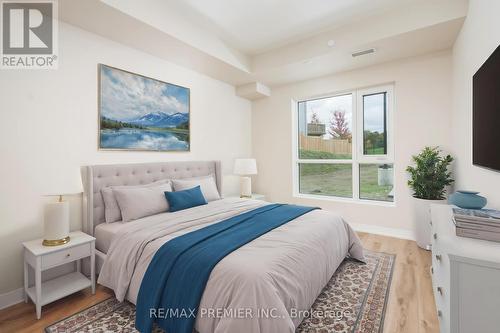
[{"xmin": 42, "ymin": 236, "xmax": 70, "ymax": 247}]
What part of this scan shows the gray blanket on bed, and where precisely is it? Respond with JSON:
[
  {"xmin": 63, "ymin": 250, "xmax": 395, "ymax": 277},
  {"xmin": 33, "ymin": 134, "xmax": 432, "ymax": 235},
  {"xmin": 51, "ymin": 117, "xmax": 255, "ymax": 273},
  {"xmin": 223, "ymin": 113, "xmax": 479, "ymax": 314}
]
[{"xmin": 98, "ymin": 198, "xmax": 364, "ymax": 333}]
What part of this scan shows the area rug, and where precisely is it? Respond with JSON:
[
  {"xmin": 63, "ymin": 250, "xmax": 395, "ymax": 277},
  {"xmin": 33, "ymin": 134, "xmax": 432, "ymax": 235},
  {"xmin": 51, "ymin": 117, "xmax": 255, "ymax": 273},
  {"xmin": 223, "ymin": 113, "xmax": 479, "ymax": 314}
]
[{"xmin": 45, "ymin": 251, "xmax": 394, "ymax": 333}]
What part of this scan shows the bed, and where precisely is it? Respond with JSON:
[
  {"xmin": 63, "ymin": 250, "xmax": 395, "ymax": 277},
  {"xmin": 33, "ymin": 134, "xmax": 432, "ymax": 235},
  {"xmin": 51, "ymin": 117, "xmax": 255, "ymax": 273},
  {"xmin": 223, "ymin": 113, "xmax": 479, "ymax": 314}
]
[
  {"xmin": 81, "ymin": 161, "xmax": 223, "ymax": 270},
  {"xmin": 82, "ymin": 161, "xmax": 364, "ymax": 333},
  {"xmin": 94, "ymin": 222, "xmax": 123, "ymax": 253}
]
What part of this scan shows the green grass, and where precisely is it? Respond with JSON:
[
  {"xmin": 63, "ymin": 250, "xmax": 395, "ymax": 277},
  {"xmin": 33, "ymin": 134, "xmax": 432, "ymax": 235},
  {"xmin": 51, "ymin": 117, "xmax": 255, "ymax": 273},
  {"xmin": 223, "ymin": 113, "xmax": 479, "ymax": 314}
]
[
  {"xmin": 148, "ymin": 127, "xmax": 189, "ymax": 134},
  {"xmin": 299, "ymin": 146, "xmax": 384, "ymax": 158},
  {"xmin": 299, "ymin": 161, "xmax": 393, "ymax": 201},
  {"xmin": 359, "ymin": 164, "xmax": 393, "ymax": 201},
  {"xmin": 299, "ymin": 163, "xmax": 352, "ymax": 197},
  {"xmin": 364, "ymin": 146, "xmax": 385, "ymax": 155},
  {"xmin": 299, "ymin": 149, "xmax": 351, "ymax": 160},
  {"xmin": 147, "ymin": 127, "xmax": 190, "ymax": 142}
]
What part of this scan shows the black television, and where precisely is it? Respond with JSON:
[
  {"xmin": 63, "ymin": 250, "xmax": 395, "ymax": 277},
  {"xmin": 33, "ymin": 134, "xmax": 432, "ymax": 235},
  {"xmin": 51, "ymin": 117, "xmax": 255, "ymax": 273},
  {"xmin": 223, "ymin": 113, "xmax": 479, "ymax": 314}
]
[{"xmin": 473, "ymin": 44, "xmax": 500, "ymax": 171}]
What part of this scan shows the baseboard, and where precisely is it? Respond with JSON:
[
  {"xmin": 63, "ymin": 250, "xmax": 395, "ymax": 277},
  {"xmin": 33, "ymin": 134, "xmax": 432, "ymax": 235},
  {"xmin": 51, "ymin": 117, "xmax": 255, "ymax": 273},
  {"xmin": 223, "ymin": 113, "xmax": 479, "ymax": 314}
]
[
  {"xmin": 351, "ymin": 223, "xmax": 415, "ymax": 241},
  {"xmin": 0, "ymin": 263, "xmax": 77, "ymax": 311},
  {"xmin": 0, "ymin": 287, "xmax": 24, "ymax": 310}
]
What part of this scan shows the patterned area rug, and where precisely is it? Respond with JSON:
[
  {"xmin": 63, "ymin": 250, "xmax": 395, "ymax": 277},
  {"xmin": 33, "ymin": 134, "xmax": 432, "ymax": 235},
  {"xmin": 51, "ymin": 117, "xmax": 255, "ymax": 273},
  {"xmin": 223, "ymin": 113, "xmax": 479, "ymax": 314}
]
[{"xmin": 45, "ymin": 251, "xmax": 394, "ymax": 333}]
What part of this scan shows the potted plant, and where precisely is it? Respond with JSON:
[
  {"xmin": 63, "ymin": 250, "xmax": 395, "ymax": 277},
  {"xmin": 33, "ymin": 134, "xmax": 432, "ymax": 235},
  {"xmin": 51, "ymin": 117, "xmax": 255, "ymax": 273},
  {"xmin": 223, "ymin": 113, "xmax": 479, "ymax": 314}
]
[{"xmin": 406, "ymin": 147, "xmax": 454, "ymax": 249}]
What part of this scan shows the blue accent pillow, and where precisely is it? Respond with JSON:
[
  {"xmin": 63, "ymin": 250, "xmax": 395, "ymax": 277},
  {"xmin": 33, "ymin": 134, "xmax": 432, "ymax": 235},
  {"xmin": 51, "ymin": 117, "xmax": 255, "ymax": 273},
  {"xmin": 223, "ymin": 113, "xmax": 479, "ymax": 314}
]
[{"xmin": 165, "ymin": 186, "xmax": 208, "ymax": 212}]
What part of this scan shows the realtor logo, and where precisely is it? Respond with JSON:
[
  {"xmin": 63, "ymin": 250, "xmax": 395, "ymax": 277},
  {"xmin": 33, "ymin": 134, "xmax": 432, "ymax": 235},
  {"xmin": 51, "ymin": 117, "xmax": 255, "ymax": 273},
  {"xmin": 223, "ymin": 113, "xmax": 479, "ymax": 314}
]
[{"xmin": 1, "ymin": 0, "xmax": 58, "ymax": 69}]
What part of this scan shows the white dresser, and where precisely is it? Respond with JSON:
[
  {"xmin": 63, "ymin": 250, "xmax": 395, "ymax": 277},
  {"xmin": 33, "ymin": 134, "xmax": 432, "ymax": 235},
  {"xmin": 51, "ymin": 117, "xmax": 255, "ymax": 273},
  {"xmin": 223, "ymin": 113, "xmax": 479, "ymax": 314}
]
[{"xmin": 430, "ymin": 204, "xmax": 500, "ymax": 333}]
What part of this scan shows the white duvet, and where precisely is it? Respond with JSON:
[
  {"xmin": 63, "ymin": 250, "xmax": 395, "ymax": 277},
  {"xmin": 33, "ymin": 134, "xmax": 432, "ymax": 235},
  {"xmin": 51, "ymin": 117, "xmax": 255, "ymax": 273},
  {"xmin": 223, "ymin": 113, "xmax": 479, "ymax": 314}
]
[{"xmin": 98, "ymin": 198, "xmax": 364, "ymax": 333}]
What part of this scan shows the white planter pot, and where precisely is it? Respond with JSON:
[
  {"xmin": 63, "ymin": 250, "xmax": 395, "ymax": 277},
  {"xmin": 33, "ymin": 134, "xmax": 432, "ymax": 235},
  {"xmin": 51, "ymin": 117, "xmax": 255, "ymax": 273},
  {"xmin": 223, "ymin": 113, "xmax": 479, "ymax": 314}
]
[
  {"xmin": 377, "ymin": 167, "xmax": 393, "ymax": 186},
  {"xmin": 412, "ymin": 197, "xmax": 447, "ymax": 250}
]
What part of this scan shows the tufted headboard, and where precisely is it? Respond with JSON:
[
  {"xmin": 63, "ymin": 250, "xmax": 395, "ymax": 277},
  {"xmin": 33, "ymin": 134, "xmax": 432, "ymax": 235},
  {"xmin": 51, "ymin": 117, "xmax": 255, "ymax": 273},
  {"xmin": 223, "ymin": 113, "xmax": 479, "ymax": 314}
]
[{"xmin": 81, "ymin": 161, "xmax": 221, "ymax": 235}]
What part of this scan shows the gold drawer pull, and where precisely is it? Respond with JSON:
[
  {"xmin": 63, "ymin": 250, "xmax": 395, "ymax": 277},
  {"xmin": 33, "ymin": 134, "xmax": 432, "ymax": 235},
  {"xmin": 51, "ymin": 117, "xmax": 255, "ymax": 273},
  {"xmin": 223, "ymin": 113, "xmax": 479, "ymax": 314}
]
[
  {"xmin": 435, "ymin": 254, "xmax": 442, "ymax": 261},
  {"xmin": 437, "ymin": 286, "xmax": 443, "ymax": 295}
]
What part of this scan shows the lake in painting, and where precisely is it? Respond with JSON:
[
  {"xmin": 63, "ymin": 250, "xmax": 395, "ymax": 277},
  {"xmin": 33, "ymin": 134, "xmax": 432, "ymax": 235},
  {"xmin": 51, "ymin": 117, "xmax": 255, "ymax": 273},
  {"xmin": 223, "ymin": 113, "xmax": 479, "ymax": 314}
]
[
  {"xmin": 99, "ymin": 65, "xmax": 190, "ymax": 151},
  {"xmin": 100, "ymin": 129, "xmax": 189, "ymax": 150}
]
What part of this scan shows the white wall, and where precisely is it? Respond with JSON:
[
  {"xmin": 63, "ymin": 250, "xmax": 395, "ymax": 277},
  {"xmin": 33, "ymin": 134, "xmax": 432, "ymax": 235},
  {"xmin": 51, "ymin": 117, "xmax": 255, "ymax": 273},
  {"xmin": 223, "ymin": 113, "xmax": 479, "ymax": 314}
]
[
  {"xmin": 451, "ymin": 0, "xmax": 500, "ymax": 208},
  {"xmin": 252, "ymin": 51, "xmax": 453, "ymax": 235},
  {"xmin": 0, "ymin": 22, "xmax": 251, "ymax": 295}
]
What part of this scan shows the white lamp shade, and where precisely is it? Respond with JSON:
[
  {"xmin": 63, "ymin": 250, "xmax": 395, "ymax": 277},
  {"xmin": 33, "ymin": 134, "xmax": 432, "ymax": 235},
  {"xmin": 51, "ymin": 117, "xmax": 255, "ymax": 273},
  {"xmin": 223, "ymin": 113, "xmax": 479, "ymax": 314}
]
[
  {"xmin": 44, "ymin": 167, "xmax": 83, "ymax": 196},
  {"xmin": 234, "ymin": 159, "xmax": 258, "ymax": 175},
  {"xmin": 43, "ymin": 201, "xmax": 69, "ymax": 241}
]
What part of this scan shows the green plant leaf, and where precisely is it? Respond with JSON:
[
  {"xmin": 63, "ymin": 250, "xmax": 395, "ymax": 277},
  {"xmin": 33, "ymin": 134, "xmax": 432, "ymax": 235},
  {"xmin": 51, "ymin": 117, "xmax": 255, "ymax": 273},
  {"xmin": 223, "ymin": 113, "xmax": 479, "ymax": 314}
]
[{"xmin": 406, "ymin": 146, "xmax": 454, "ymax": 200}]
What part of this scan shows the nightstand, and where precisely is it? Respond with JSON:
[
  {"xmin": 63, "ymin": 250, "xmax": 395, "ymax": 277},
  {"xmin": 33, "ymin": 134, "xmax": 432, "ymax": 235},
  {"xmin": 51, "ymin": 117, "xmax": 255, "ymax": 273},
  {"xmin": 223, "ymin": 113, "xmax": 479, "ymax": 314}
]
[{"xmin": 22, "ymin": 231, "xmax": 95, "ymax": 319}]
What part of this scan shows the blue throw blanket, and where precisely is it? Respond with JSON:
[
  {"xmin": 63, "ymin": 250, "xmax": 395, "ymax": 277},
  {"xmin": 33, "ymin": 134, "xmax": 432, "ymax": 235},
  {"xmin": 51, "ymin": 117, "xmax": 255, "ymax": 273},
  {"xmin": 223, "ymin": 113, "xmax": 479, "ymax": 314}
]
[{"xmin": 135, "ymin": 203, "xmax": 318, "ymax": 333}]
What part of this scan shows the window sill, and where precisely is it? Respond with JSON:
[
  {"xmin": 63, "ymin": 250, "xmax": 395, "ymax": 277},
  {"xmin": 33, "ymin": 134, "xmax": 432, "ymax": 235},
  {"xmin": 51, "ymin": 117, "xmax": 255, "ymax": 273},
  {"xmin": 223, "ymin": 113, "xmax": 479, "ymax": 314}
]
[{"xmin": 293, "ymin": 193, "xmax": 396, "ymax": 207}]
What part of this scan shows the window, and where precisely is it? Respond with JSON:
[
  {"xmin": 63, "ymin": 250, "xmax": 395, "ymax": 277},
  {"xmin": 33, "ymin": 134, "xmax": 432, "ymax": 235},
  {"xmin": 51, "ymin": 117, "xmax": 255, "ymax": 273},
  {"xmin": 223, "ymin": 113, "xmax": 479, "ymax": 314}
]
[{"xmin": 294, "ymin": 85, "xmax": 394, "ymax": 203}]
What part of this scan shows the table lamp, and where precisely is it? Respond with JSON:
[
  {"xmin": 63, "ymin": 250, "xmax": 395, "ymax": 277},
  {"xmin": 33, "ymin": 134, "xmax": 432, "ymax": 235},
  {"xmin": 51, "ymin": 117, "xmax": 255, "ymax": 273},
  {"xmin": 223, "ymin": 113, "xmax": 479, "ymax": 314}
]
[
  {"xmin": 233, "ymin": 158, "xmax": 257, "ymax": 198},
  {"xmin": 43, "ymin": 168, "xmax": 83, "ymax": 246}
]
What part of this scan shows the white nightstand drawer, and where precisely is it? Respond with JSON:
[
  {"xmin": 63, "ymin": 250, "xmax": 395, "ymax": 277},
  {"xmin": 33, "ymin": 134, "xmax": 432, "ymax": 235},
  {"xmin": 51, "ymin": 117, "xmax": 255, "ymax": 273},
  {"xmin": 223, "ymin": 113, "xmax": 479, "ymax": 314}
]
[{"xmin": 42, "ymin": 243, "xmax": 91, "ymax": 269}]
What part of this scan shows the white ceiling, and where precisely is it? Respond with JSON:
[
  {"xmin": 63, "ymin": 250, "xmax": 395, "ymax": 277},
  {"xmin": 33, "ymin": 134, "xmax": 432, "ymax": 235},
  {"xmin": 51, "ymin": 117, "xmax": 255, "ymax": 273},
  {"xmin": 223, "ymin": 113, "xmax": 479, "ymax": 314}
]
[
  {"xmin": 60, "ymin": 0, "xmax": 468, "ymax": 94},
  {"xmin": 173, "ymin": 0, "xmax": 421, "ymax": 54},
  {"xmin": 252, "ymin": 18, "xmax": 465, "ymax": 87}
]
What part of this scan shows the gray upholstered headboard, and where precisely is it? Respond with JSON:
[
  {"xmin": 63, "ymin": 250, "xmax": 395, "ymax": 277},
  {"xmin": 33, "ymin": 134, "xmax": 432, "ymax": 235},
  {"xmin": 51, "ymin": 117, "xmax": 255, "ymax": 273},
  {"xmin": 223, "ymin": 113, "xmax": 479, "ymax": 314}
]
[{"xmin": 81, "ymin": 161, "xmax": 221, "ymax": 235}]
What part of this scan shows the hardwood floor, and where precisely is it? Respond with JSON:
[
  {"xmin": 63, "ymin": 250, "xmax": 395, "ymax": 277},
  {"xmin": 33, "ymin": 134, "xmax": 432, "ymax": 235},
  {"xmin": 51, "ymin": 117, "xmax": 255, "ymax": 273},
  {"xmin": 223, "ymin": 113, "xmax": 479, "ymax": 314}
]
[
  {"xmin": 0, "ymin": 233, "xmax": 438, "ymax": 333},
  {"xmin": 357, "ymin": 232, "xmax": 439, "ymax": 333},
  {"xmin": 0, "ymin": 285, "xmax": 113, "ymax": 333}
]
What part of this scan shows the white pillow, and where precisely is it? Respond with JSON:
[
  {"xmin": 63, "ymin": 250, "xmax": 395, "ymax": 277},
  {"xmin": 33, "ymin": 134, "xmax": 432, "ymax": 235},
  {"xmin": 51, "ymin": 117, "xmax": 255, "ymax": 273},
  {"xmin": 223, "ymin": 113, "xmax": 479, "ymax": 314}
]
[
  {"xmin": 172, "ymin": 176, "xmax": 221, "ymax": 202},
  {"xmin": 104, "ymin": 181, "xmax": 172, "ymax": 222},
  {"xmin": 103, "ymin": 180, "xmax": 170, "ymax": 223}
]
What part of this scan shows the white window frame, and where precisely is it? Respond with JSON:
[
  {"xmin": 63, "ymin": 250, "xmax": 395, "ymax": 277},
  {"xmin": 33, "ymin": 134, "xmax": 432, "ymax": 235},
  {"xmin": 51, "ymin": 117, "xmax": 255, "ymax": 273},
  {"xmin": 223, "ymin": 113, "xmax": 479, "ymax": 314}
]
[{"xmin": 292, "ymin": 84, "xmax": 395, "ymax": 205}]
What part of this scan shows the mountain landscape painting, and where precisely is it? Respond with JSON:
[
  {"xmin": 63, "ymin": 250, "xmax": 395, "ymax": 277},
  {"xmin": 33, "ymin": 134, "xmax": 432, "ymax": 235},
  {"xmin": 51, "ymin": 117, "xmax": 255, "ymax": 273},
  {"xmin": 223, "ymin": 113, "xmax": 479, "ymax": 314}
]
[{"xmin": 99, "ymin": 65, "xmax": 190, "ymax": 151}]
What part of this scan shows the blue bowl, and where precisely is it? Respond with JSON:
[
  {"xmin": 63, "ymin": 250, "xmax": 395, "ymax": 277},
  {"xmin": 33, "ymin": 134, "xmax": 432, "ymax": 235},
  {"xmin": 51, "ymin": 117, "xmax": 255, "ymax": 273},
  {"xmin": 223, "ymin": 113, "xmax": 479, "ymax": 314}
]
[{"xmin": 449, "ymin": 190, "xmax": 487, "ymax": 209}]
